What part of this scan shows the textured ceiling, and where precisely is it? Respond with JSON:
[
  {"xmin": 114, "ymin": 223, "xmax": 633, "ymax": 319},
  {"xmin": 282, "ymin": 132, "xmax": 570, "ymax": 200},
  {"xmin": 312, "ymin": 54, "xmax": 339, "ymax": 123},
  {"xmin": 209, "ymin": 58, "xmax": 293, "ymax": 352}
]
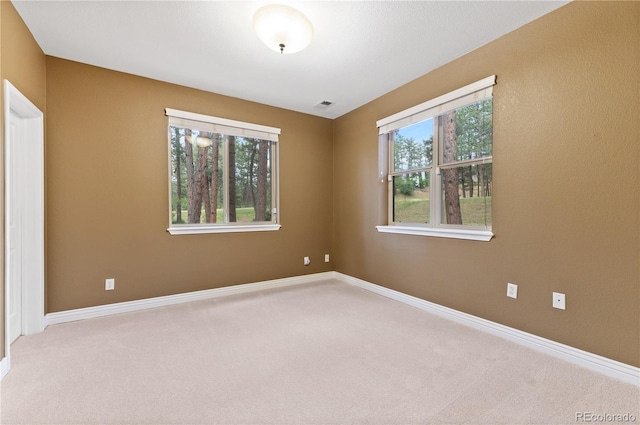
[{"xmin": 12, "ymin": 1, "xmax": 568, "ymax": 119}]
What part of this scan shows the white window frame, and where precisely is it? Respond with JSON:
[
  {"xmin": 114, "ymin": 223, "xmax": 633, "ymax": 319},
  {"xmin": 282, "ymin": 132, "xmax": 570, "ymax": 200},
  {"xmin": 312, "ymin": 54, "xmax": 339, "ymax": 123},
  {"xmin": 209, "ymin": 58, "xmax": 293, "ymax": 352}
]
[
  {"xmin": 166, "ymin": 108, "xmax": 281, "ymax": 235},
  {"xmin": 376, "ymin": 76, "xmax": 496, "ymax": 242}
]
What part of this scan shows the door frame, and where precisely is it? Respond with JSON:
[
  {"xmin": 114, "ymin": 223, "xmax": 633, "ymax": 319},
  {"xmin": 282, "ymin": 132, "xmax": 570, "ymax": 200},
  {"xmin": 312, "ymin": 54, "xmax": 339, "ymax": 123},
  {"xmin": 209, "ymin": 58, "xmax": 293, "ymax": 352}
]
[{"xmin": 2, "ymin": 80, "xmax": 45, "ymax": 378}]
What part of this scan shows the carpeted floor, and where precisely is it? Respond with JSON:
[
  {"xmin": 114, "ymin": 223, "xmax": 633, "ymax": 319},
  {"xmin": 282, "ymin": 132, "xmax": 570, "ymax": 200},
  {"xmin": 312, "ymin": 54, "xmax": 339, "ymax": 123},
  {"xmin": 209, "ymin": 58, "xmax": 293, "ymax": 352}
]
[{"xmin": 1, "ymin": 279, "xmax": 638, "ymax": 424}]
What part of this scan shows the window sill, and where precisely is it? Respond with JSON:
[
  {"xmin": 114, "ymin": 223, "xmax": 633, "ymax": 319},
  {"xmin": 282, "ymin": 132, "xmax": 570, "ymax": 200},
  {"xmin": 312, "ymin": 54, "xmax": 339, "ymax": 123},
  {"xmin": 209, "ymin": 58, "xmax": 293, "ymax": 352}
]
[
  {"xmin": 168, "ymin": 224, "xmax": 281, "ymax": 235},
  {"xmin": 376, "ymin": 225, "xmax": 493, "ymax": 242}
]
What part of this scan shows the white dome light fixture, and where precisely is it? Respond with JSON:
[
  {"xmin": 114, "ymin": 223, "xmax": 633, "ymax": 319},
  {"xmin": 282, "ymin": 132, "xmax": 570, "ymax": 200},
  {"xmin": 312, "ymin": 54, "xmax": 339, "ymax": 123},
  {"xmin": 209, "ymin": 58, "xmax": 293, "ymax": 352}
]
[
  {"xmin": 253, "ymin": 4, "xmax": 314, "ymax": 54},
  {"xmin": 185, "ymin": 135, "xmax": 213, "ymax": 148}
]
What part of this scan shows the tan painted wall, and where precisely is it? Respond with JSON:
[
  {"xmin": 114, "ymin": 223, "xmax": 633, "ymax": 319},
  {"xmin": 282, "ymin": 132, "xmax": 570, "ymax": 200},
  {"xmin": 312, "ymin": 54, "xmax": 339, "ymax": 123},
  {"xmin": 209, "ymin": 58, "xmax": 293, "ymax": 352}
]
[
  {"xmin": 0, "ymin": 0, "xmax": 46, "ymax": 362},
  {"xmin": 1, "ymin": 1, "xmax": 46, "ymax": 111},
  {"xmin": 333, "ymin": 2, "xmax": 640, "ymax": 367},
  {"xmin": 45, "ymin": 58, "xmax": 333, "ymax": 313}
]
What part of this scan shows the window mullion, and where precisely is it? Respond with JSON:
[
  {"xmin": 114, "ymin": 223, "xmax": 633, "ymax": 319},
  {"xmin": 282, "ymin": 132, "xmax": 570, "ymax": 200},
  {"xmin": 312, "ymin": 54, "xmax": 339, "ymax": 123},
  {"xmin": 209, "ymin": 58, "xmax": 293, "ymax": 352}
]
[
  {"xmin": 440, "ymin": 156, "xmax": 493, "ymax": 170},
  {"xmin": 432, "ymin": 116, "xmax": 441, "ymax": 227},
  {"xmin": 387, "ymin": 133, "xmax": 394, "ymax": 224},
  {"xmin": 223, "ymin": 135, "xmax": 230, "ymax": 224}
]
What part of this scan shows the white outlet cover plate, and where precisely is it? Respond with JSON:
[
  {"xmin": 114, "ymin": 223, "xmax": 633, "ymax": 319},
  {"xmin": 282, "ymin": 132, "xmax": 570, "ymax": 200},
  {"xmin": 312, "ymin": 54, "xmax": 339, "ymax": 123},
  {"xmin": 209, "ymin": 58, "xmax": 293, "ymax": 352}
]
[
  {"xmin": 105, "ymin": 278, "xmax": 115, "ymax": 290},
  {"xmin": 552, "ymin": 292, "xmax": 566, "ymax": 310},
  {"xmin": 507, "ymin": 283, "xmax": 518, "ymax": 299}
]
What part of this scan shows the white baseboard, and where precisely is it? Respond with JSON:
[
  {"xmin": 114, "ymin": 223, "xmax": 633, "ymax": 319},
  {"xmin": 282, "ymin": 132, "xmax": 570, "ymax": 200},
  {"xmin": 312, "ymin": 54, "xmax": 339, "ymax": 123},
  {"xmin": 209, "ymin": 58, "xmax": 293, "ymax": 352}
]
[
  {"xmin": 334, "ymin": 272, "xmax": 640, "ymax": 387},
  {"xmin": 45, "ymin": 272, "xmax": 335, "ymax": 327},
  {"xmin": 0, "ymin": 356, "xmax": 10, "ymax": 380}
]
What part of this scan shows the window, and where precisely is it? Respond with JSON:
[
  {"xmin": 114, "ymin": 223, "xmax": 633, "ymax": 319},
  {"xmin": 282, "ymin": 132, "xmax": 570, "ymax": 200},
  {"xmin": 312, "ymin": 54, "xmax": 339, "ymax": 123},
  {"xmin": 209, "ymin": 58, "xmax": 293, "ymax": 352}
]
[
  {"xmin": 165, "ymin": 109, "xmax": 280, "ymax": 235},
  {"xmin": 376, "ymin": 76, "xmax": 495, "ymax": 241}
]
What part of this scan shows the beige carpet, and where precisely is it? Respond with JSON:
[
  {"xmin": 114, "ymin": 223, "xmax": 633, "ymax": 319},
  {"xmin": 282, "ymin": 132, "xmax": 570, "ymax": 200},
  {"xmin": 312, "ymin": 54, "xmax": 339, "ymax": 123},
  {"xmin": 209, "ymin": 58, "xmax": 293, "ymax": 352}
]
[{"xmin": 1, "ymin": 279, "xmax": 638, "ymax": 425}]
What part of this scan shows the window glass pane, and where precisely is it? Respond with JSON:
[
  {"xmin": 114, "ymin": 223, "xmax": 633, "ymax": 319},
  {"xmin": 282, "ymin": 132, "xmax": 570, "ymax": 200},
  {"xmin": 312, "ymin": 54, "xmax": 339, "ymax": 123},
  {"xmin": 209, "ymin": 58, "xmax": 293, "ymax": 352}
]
[
  {"xmin": 392, "ymin": 172, "xmax": 430, "ymax": 224},
  {"xmin": 442, "ymin": 99, "xmax": 492, "ymax": 164},
  {"xmin": 230, "ymin": 137, "xmax": 272, "ymax": 223},
  {"xmin": 392, "ymin": 118, "xmax": 433, "ymax": 172},
  {"xmin": 168, "ymin": 111, "xmax": 280, "ymax": 233},
  {"xmin": 170, "ymin": 126, "xmax": 224, "ymax": 224},
  {"xmin": 440, "ymin": 163, "xmax": 492, "ymax": 227}
]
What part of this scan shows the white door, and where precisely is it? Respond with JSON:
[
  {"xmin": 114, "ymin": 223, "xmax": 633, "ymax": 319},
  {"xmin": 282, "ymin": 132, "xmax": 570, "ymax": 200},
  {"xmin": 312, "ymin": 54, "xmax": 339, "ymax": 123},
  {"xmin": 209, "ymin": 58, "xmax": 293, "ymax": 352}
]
[{"xmin": 8, "ymin": 111, "xmax": 23, "ymax": 344}]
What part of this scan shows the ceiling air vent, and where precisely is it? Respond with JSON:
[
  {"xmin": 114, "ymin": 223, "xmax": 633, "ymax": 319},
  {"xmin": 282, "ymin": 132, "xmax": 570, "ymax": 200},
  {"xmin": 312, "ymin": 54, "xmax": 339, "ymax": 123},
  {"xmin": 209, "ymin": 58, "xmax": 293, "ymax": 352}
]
[{"xmin": 314, "ymin": 100, "xmax": 334, "ymax": 109}]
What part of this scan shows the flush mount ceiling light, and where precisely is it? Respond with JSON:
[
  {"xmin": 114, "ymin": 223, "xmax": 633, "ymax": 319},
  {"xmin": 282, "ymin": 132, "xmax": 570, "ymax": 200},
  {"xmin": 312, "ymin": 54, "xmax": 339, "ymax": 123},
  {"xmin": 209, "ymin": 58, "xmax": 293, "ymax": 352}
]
[{"xmin": 253, "ymin": 4, "xmax": 314, "ymax": 54}]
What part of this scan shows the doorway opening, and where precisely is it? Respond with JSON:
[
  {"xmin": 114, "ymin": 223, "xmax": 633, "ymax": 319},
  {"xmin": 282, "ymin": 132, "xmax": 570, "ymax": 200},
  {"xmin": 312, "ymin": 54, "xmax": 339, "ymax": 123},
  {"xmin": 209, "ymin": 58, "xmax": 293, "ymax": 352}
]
[{"xmin": 2, "ymin": 80, "xmax": 45, "ymax": 379}]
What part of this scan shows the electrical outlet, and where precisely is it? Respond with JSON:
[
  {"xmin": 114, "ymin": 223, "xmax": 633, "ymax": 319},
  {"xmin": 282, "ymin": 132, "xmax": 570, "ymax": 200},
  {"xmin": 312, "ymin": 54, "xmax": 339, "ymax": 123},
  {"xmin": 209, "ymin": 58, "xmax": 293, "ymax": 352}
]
[
  {"xmin": 507, "ymin": 283, "xmax": 518, "ymax": 299},
  {"xmin": 105, "ymin": 278, "xmax": 115, "ymax": 291},
  {"xmin": 303, "ymin": 256, "xmax": 310, "ymax": 266},
  {"xmin": 552, "ymin": 292, "xmax": 566, "ymax": 310},
  {"xmin": 324, "ymin": 254, "xmax": 330, "ymax": 263}
]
